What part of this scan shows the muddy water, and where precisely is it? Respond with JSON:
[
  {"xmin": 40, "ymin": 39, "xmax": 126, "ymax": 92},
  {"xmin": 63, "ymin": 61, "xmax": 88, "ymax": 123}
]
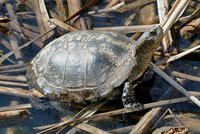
[{"xmin": 0, "ymin": 0, "xmax": 200, "ymax": 133}]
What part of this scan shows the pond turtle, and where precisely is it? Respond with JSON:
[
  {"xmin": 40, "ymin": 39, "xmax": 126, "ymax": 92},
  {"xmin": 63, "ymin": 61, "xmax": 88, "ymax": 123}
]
[{"xmin": 26, "ymin": 25, "xmax": 163, "ymax": 109}]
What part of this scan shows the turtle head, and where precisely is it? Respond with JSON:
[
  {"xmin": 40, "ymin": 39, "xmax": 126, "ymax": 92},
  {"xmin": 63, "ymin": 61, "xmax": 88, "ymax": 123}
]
[
  {"xmin": 136, "ymin": 25, "xmax": 163, "ymax": 53},
  {"xmin": 129, "ymin": 25, "xmax": 163, "ymax": 81}
]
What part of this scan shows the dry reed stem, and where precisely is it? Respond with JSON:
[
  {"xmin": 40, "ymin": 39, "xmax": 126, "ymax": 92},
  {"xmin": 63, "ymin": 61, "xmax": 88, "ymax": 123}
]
[
  {"xmin": 0, "ymin": 80, "xmax": 27, "ymax": 87},
  {"xmin": 0, "ymin": 104, "xmax": 32, "ymax": 112},
  {"xmin": 0, "ymin": 53, "xmax": 16, "ymax": 64},
  {"xmin": 88, "ymin": 2, "xmax": 125, "ymax": 15},
  {"xmin": 0, "ymin": 0, "xmax": 98, "ymax": 64},
  {"xmin": 150, "ymin": 62, "xmax": 200, "ymax": 107},
  {"xmin": 71, "ymin": 123, "xmax": 111, "ymax": 134},
  {"xmin": 32, "ymin": 0, "xmax": 54, "ymax": 43},
  {"xmin": 0, "ymin": 28, "xmax": 54, "ymax": 64},
  {"xmin": 38, "ymin": 0, "xmax": 54, "ymax": 30},
  {"xmin": 0, "ymin": 86, "xmax": 32, "ymax": 98},
  {"xmin": 178, "ymin": 6, "xmax": 200, "ymax": 29},
  {"xmin": 157, "ymin": 0, "xmax": 173, "ymax": 52},
  {"xmin": 0, "ymin": 109, "xmax": 30, "ymax": 121},
  {"xmin": 38, "ymin": 92, "xmax": 200, "ymax": 134},
  {"xmin": 180, "ymin": 18, "xmax": 200, "ymax": 40},
  {"xmin": 6, "ymin": 0, "xmax": 25, "ymax": 64},
  {"xmin": 64, "ymin": 101, "xmax": 110, "ymax": 134},
  {"xmin": 1, "ymin": 38, "xmax": 12, "ymax": 50},
  {"xmin": 0, "ymin": 63, "xmax": 27, "ymax": 70},
  {"xmin": 55, "ymin": 0, "xmax": 67, "ymax": 21},
  {"xmin": 119, "ymin": 0, "xmax": 156, "ymax": 12},
  {"xmin": 172, "ymin": 71, "xmax": 200, "ymax": 82},
  {"xmin": 49, "ymin": 19, "xmax": 79, "ymax": 31},
  {"xmin": 156, "ymin": 40, "xmax": 200, "ymax": 65},
  {"xmin": 94, "ymin": 24, "xmax": 157, "ymax": 33},
  {"xmin": 162, "ymin": 0, "xmax": 190, "ymax": 35},
  {"xmin": 109, "ymin": 125, "xmax": 135, "ymax": 133},
  {"xmin": 129, "ymin": 108, "xmax": 163, "ymax": 134},
  {"xmin": 67, "ymin": 0, "xmax": 93, "ymax": 30},
  {"xmin": 21, "ymin": 27, "xmax": 44, "ymax": 48},
  {"xmin": 0, "ymin": 66, "xmax": 27, "ymax": 74},
  {"xmin": 106, "ymin": 0, "xmax": 120, "ymax": 8}
]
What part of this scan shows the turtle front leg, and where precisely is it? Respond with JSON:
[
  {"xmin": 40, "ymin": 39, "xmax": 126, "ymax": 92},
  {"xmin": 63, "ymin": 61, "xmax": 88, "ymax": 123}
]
[{"xmin": 122, "ymin": 82, "xmax": 143, "ymax": 111}]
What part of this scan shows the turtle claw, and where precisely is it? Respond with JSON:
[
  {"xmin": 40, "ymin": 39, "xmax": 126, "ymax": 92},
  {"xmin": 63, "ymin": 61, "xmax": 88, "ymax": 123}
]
[{"xmin": 124, "ymin": 101, "xmax": 144, "ymax": 111}]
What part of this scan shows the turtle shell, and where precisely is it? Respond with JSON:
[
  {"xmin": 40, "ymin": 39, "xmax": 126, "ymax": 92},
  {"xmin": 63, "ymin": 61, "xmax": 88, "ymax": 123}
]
[{"xmin": 26, "ymin": 31, "xmax": 137, "ymax": 103}]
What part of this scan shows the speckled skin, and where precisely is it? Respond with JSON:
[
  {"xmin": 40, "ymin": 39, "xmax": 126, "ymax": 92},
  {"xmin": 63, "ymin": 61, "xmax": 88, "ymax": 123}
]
[
  {"xmin": 26, "ymin": 26, "xmax": 163, "ymax": 106},
  {"xmin": 123, "ymin": 26, "xmax": 163, "ymax": 109},
  {"xmin": 129, "ymin": 25, "xmax": 163, "ymax": 82}
]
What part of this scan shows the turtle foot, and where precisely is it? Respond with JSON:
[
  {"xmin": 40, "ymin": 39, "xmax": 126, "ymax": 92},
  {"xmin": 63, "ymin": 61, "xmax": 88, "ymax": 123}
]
[
  {"xmin": 122, "ymin": 82, "xmax": 144, "ymax": 111},
  {"xmin": 30, "ymin": 96, "xmax": 51, "ymax": 110},
  {"xmin": 123, "ymin": 100, "xmax": 144, "ymax": 111}
]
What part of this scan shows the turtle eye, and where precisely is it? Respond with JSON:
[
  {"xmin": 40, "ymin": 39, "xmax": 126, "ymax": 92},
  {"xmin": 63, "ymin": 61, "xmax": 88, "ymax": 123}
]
[{"xmin": 150, "ymin": 30, "xmax": 157, "ymax": 36}]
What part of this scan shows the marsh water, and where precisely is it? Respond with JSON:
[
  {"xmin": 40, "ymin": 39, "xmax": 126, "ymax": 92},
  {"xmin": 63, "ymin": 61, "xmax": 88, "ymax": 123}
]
[{"xmin": 0, "ymin": 0, "xmax": 200, "ymax": 133}]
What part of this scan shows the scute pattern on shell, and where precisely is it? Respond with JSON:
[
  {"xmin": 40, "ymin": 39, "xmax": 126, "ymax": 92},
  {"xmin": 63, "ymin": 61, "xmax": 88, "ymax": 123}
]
[{"xmin": 28, "ymin": 30, "xmax": 137, "ymax": 103}]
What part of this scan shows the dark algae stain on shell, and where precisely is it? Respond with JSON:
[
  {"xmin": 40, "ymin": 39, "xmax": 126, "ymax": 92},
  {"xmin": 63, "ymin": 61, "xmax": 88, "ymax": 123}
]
[{"xmin": 26, "ymin": 30, "xmax": 137, "ymax": 103}]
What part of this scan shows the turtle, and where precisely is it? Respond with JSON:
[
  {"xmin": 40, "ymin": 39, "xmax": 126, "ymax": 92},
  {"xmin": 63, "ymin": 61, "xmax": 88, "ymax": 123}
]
[{"xmin": 26, "ymin": 25, "xmax": 163, "ymax": 110}]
